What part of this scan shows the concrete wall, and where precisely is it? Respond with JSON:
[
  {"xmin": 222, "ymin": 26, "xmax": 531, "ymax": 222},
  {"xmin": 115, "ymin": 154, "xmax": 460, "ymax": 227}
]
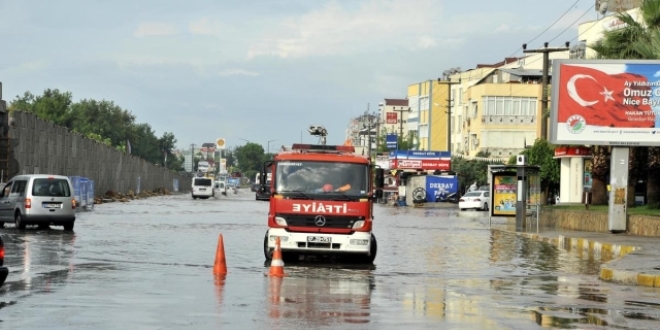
[
  {"xmin": 540, "ymin": 209, "xmax": 660, "ymax": 237},
  {"xmin": 7, "ymin": 111, "xmax": 191, "ymax": 196}
]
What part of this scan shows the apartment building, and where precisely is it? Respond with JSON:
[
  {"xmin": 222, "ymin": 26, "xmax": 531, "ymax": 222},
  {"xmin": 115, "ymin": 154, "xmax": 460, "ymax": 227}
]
[{"xmin": 378, "ymin": 98, "xmax": 410, "ymax": 138}]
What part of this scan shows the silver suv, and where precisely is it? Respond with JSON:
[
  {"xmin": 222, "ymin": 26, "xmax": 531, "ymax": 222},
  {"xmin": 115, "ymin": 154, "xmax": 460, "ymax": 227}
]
[{"xmin": 0, "ymin": 175, "xmax": 76, "ymax": 230}]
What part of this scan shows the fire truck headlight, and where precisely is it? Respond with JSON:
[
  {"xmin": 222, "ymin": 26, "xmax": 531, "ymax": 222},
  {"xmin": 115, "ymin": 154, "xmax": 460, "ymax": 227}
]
[
  {"xmin": 352, "ymin": 221, "xmax": 365, "ymax": 229},
  {"xmin": 275, "ymin": 217, "xmax": 288, "ymax": 227},
  {"xmin": 270, "ymin": 235, "xmax": 289, "ymax": 242}
]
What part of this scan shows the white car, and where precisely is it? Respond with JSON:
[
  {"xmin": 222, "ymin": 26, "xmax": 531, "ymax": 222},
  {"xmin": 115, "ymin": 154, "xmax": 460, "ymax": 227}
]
[{"xmin": 459, "ymin": 191, "xmax": 489, "ymax": 211}]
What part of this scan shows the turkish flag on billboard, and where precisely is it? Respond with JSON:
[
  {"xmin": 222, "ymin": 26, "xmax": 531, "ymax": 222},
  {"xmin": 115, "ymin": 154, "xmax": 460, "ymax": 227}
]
[
  {"xmin": 557, "ymin": 64, "xmax": 655, "ymax": 128},
  {"xmin": 386, "ymin": 112, "xmax": 397, "ymax": 124}
]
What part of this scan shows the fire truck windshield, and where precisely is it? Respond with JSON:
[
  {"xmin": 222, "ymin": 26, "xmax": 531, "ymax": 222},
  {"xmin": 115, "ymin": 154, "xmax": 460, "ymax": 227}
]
[{"xmin": 275, "ymin": 161, "xmax": 368, "ymax": 197}]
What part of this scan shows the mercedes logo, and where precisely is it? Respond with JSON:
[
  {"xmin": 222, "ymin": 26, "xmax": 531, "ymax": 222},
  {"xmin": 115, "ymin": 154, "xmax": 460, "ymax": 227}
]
[{"xmin": 314, "ymin": 215, "xmax": 326, "ymax": 227}]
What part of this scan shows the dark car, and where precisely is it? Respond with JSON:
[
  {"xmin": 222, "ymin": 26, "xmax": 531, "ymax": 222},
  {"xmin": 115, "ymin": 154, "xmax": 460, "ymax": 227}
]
[{"xmin": 0, "ymin": 236, "xmax": 8, "ymax": 287}]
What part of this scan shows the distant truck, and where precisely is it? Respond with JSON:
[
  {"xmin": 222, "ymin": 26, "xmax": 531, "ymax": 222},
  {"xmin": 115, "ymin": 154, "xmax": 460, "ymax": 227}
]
[
  {"xmin": 255, "ymin": 172, "xmax": 272, "ymax": 201},
  {"xmin": 260, "ymin": 125, "xmax": 384, "ymax": 263},
  {"xmin": 197, "ymin": 161, "xmax": 210, "ymax": 173}
]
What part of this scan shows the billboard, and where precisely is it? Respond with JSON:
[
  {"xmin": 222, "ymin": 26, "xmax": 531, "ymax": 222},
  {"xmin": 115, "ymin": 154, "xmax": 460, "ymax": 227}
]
[
  {"xmin": 375, "ymin": 155, "xmax": 390, "ymax": 170},
  {"xmin": 385, "ymin": 134, "xmax": 397, "ymax": 149},
  {"xmin": 389, "ymin": 159, "xmax": 450, "ymax": 171},
  {"xmin": 425, "ymin": 175, "xmax": 458, "ymax": 203},
  {"xmin": 491, "ymin": 173, "xmax": 516, "ymax": 216},
  {"xmin": 386, "ymin": 112, "xmax": 397, "ymax": 124},
  {"xmin": 216, "ymin": 138, "xmax": 226, "ymax": 149},
  {"xmin": 550, "ymin": 59, "xmax": 660, "ymax": 146},
  {"xmin": 388, "ymin": 150, "xmax": 451, "ymax": 171}
]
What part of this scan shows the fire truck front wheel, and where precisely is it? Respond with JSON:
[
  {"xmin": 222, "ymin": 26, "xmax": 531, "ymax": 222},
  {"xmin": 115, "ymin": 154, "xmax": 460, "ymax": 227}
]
[
  {"xmin": 364, "ymin": 234, "xmax": 377, "ymax": 264},
  {"xmin": 264, "ymin": 232, "xmax": 273, "ymax": 261}
]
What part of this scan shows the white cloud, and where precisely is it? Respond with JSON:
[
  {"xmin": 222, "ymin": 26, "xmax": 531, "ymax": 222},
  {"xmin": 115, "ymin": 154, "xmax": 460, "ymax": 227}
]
[
  {"xmin": 218, "ymin": 69, "xmax": 260, "ymax": 77},
  {"xmin": 549, "ymin": 9, "xmax": 587, "ymax": 32},
  {"xmin": 189, "ymin": 17, "xmax": 221, "ymax": 35},
  {"xmin": 247, "ymin": 0, "xmax": 446, "ymax": 59},
  {"xmin": 1, "ymin": 59, "xmax": 48, "ymax": 74},
  {"xmin": 246, "ymin": 0, "xmax": 518, "ymax": 60},
  {"xmin": 654, "ymin": 70, "xmax": 660, "ymax": 78},
  {"xmin": 134, "ymin": 22, "xmax": 179, "ymax": 37}
]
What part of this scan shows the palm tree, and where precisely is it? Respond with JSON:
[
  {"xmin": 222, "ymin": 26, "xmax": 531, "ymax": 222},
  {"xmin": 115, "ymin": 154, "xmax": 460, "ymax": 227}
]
[{"xmin": 588, "ymin": 0, "xmax": 660, "ymax": 207}]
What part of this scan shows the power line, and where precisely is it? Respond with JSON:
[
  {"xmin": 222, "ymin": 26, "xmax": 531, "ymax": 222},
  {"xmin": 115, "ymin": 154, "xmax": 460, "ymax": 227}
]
[
  {"xmin": 548, "ymin": 3, "xmax": 596, "ymax": 43},
  {"xmin": 507, "ymin": 0, "xmax": 582, "ymax": 58}
]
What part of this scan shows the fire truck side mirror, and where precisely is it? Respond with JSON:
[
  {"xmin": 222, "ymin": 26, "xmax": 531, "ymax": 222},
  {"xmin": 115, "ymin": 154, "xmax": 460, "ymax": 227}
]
[{"xmin": 375, "ymin": 168, "xmax": 385, "ymax": 188}]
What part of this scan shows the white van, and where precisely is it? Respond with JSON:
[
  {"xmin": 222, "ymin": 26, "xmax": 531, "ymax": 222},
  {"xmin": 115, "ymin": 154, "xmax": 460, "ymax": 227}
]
[{"xmin": 191, "ymin": 177, "xmax": 214, "ymax": 199}]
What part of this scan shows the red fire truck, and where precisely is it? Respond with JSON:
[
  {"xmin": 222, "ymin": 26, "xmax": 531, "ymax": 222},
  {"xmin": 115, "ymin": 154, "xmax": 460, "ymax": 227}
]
[{"xmin": 259, "ymin": 126, "xmax": 384, "ymax": 263}]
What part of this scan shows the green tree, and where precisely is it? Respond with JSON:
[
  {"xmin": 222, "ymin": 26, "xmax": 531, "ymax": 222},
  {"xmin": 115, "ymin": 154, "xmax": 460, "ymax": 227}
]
[
  {"xmin": 451, "ymin": 157, "xmax": 504, "ymax": 194},
  {"xmin": 159, "ymin": 132, "xmax": 183, "ymax": 170},
  {"xmin": 67, "ymin": 99, "xmax": 136, "ymax": 147},
  {"xmin": 234, "ymin": 142, "xmax": 265, "ymax": 172},
  {"xmin": 519, "ymin": 139, "xmax": 560, "ymax": 203},
  {"xmin": 376, "ymin": 129, "xmax": 416, "ymax": 152},
  {"xmin": 10, "ymin": 89, "xmax": 73, "ymax": 126},
  {"xmin": 128, "ymin": 123, "xmax": 161, "ymax": 164}
]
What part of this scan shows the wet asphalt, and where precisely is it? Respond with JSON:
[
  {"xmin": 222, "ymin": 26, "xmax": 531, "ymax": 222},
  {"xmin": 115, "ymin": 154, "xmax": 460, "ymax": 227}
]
[{"xmin": 0, "ymin": 189, "xmax": 659, "ymax": 329}]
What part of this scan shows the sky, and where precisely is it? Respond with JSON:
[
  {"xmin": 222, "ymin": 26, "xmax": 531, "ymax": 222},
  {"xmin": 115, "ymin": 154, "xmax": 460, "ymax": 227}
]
[{"xmin": 0, "ymin": 0, "xmax": 599, "ymax": 151}]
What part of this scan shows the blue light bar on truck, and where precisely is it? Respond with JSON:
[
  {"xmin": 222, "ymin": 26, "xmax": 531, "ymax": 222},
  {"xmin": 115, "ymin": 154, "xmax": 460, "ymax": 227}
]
[{"xmin": 291, "ymin": 144, "xmax": 355, "ymax": 153}]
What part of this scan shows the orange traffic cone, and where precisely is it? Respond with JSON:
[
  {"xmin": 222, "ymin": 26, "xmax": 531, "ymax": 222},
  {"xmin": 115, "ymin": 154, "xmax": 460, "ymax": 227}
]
[
  {"xmin": 269, "ymin": 237, "xmax": 285, "ymax": 277},
  {"xmin": 213, "ymin": 234, "xmax": 227, "ymax": 275}
]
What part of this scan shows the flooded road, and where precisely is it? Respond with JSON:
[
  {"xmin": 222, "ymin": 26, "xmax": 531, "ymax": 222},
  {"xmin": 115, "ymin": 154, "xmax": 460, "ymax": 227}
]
[{"xmin": 0, "ymin": 190, "xmax": 659, "ymax": 329}]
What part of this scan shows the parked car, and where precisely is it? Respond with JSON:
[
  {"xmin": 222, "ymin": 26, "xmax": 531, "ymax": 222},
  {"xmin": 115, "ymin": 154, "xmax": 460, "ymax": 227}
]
[
  {"xmin": 0, "ymin": 236, "xmax": 7, "ymax": 287},
  {"xmin": 0, "ymin": 174, "xmax": 76, "ymax": 230},
  {"xmin": 459, "ymin": 191, "xmax": 490, "ymax": 211}
]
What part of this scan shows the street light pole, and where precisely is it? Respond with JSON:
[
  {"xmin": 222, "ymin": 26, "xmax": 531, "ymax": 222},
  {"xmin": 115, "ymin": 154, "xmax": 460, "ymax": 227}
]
[{"xmin": 267, "ymin": 139, "xmax": 277, "ymax": 154}]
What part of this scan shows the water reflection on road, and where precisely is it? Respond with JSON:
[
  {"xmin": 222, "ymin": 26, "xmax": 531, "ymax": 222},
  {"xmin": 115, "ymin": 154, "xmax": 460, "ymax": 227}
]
[{"xmin": 0, "ymin": 191, "xmax": 657, "ymax": 329}]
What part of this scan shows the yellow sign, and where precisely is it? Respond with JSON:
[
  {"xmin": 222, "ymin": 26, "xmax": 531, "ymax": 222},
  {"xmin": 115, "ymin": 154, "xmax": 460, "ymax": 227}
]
[
  {"xmin": 216, "ymin": 138, "xmax": 226, "ymax": 149},
  {"xmin": 492, "ymin": 175, "xmax": 516, "ymax": 216}
]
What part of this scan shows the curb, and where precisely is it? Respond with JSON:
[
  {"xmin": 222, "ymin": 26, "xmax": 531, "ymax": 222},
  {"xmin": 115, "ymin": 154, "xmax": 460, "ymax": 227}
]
[{"xmin": 513, "ymin": 232, "xmax": 660, "ymax": 287}]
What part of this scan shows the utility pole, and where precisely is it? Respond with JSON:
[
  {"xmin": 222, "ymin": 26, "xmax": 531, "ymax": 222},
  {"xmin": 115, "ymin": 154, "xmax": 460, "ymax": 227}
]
[
  {"xmin": 366, "ymin": 103, "xmax": 371, "ymax": 158},
  {"xmin": 523, "ymin": 41, "xmax": 570, "ymax": 140},
  {"xmin": 190, "ymin": 143, "xmax": 196, "ymax": 172},
  {"xmin": 393, "ymin": 106, "xmax": 411, "ymax": 145},
  {"xmin": 438, "ymin": 77, "xmax": 461, "ymax": 154}
]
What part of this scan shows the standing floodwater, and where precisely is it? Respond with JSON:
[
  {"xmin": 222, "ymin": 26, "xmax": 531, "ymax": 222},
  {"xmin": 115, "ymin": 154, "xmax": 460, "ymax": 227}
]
[{"xmin": 0, "ymin": 192, "xmax": 657, "ymax": 329}]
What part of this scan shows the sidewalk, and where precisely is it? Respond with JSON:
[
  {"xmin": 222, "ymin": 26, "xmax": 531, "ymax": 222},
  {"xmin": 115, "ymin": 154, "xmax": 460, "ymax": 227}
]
[{"xmin": 503, "ymin": 227, "xmax": 660, "ymax": 287}]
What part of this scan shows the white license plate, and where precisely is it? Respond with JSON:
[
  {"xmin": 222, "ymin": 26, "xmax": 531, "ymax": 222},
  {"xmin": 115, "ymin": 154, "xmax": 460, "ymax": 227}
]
[
  {"xmin": 43, "ymin": 203, "xmax": 60, "ymax": 209},
  {"xmin": 199, "ymin": 188, "xmax": 206, "ymax": 191},
  {"xmin": 307, "ymin": 236, "xmax": 331, "ymax": 243}
]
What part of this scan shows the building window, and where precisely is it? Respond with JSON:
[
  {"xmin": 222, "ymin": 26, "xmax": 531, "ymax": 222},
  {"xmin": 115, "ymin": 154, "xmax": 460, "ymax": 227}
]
[
  {"xmin": 529, "ymin": 100, "xmax": 537, "ymax": 116},
  {"xmin": 521, "ymin": 100, "xmax": 529, "ymax": 116},
  {"xmin": 513, "ymin": 100, "xmax": 520, "ymax": 115},
  {"xmin": 486, "ymin": 100, "xmax": 494, "ymax": 116},
  {"xmin": 495, "ymin": 99, "xmax": 503, "ymax": 115},
  {"xmin": 504, "ymin": 100, "xmax": 512, "ymax": 115}
]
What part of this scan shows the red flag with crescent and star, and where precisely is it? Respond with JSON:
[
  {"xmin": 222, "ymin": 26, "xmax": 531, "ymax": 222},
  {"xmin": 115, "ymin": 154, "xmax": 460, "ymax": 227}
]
[{"xmin": 557, "ymin": 64, "xmax": 655, "ymax": 128}]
